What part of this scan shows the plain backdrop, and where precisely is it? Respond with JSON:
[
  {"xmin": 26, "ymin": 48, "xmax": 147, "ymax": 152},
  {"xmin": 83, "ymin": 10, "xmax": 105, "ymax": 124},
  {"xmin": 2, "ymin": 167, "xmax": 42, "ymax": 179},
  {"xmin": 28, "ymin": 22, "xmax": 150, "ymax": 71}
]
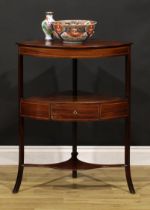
[{"xmin": 0, "ymin": 0, "xmax": 150, "ymax": 145}]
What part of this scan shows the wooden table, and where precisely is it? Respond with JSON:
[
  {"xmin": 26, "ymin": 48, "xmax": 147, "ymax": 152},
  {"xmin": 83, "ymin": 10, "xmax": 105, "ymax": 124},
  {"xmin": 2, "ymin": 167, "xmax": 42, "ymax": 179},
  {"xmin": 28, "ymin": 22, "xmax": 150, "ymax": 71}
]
[{"xmin": 13, "ymin": 40, "xmax": 135, "ymax": 194}]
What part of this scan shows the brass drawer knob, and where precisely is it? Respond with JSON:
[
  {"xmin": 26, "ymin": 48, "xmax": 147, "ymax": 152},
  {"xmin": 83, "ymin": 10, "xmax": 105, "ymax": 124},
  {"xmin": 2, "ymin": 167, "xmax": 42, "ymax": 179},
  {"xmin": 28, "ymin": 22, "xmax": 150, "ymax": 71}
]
[{"xmin": 73, "ymin": 110, "xmax": 78, "ymax": 115}]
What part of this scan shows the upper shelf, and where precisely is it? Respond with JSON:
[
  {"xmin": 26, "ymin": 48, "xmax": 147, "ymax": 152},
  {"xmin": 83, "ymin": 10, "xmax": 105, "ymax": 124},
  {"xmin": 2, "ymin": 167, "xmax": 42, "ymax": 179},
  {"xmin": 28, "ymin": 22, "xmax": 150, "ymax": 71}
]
[{"xmin": 17, "ymin": 40, "xmax": 132, "ymax": 59}]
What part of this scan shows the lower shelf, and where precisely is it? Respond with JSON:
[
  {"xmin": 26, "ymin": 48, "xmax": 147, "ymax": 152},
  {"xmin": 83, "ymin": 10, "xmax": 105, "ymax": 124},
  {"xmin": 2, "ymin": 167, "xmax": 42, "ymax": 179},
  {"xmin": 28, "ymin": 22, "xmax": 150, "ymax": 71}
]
[
  {"xmin": 24, "ymin": 157, "xmax": 125, "ymax": 170},
  {"xmin": 20, "ymin": 94, "xmax": 129, "ymax": 121}
]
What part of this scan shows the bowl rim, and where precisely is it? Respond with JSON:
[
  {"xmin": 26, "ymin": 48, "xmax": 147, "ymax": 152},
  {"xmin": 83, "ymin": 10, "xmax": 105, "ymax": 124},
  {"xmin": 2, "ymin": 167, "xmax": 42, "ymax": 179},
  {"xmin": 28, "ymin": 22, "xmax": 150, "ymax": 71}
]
[{"xmin": 52, "ymin": 19, "xmax": 97, "ymax": 26}]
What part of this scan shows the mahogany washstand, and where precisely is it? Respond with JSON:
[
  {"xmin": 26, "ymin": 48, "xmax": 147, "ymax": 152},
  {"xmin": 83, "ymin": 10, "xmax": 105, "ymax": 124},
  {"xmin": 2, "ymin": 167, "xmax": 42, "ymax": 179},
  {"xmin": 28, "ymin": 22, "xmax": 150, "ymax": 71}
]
[{"xmin": 13, "ymin": 40, "xmax": 135, "ymax": 194}]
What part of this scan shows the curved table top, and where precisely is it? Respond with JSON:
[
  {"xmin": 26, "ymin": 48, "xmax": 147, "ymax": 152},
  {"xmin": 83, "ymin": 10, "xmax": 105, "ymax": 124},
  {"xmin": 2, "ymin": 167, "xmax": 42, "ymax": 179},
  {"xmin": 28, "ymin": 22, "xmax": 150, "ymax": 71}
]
[
  {"xmin": 17, "ymin": 40, "xmax": 131, "ymax": 58},
  {"xmin": 17, "ymin": 40, "xmax": 131, "ymax": 49}
]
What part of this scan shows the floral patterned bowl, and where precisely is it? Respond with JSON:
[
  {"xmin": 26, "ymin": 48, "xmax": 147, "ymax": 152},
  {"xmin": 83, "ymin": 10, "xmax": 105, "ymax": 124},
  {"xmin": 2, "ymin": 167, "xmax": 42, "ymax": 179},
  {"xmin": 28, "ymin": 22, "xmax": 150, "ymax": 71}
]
[{"xmin": 52, "ymin": 20, "xmax": 97, "ymax": 43}]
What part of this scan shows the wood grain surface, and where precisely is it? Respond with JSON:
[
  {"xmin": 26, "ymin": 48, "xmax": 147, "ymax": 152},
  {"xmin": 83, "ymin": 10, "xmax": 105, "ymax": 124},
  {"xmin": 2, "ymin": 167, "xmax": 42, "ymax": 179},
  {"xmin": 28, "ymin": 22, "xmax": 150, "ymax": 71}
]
[
  {"xmin": 20, "ymin": 96, "xmax": 128, "ymax": 121},
  {"xmin": 0, "ymin": 166, "xmax": 149, "ymax": 210},
  {"xmin": 18, "ymin": 40, "xmax": 131, "ymax": 58}
]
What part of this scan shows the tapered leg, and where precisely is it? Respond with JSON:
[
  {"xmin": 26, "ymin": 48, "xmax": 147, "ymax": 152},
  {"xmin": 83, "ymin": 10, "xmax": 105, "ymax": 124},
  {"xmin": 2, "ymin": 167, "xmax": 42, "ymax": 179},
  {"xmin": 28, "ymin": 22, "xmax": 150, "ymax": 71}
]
[
  {"xmin": 13, "ymin": 117, "xmax": 24, "ymax": 193},
  {"xmin": 13, "ymin": 54, "xmax": 24, "ymax": 193},
  {"xmin": 125, "ymin": 119, "xmax": 135, "ymax": 194},
  {"xmin": 124, "ymin": 49, "xmax": 135, "ymax": 194}
]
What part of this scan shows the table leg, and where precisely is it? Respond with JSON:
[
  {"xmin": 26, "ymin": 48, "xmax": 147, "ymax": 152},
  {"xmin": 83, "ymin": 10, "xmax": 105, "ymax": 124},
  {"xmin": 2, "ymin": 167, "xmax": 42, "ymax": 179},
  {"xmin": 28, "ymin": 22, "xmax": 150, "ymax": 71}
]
[
  {"xmin": 125, "ymin": 119, "xmax": 135, "ymax": 194},
  {"xmin": 13, "ymin": 55, "xmax": 24, "ymax": 193},
  {"xmin": 71, "ymin": 122, "xmax": 78, "ymax": 178},
  {"xmin": 72, "ymin": 59, "xmax": 78, "ymax": 178},
  {"xmin": 13, "ymin": 117, "xmax": 24, "ymax": 193},
  {"xmin": 125, "ymin": 49, "xmax": 135, "ymax": 194}
]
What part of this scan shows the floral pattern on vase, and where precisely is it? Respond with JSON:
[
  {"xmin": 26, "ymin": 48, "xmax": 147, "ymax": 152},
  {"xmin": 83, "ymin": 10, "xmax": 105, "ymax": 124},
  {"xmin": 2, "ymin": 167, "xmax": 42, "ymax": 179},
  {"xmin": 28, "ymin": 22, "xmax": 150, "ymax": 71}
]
[{"xmin": 41, "ymin": 12, "xmax": 55, "ymax": 41}]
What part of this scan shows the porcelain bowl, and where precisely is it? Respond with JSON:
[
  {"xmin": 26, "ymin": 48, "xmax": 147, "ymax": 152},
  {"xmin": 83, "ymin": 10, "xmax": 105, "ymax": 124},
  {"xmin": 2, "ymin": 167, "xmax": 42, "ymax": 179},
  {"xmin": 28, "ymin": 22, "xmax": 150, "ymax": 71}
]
[{"xmin": 52, "ymin": 20, "xmax": 97, "ymax": 43}]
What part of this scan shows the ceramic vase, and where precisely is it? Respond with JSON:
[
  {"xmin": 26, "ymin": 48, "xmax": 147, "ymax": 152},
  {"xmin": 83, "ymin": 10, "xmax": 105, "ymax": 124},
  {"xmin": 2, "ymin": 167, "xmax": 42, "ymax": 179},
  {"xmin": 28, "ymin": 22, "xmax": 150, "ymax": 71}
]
[{"xmin": 41, "ymin": 12, "xmax": 55, "ymax": 41}]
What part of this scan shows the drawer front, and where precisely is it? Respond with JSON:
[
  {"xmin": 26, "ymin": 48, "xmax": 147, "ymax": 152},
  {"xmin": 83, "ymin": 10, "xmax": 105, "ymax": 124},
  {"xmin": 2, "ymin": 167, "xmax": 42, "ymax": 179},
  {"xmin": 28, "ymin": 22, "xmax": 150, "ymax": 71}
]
[
  {"xmin": 51, "ymin": 103, "xmax": 99, "ymax": 121},
  {"xmin": 100, "ymin": 101, "xmax": 128, "ymax": 120},
  {"xmin": 20, "ymin": 101, "xmax": 50, "ymax": 120}
]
